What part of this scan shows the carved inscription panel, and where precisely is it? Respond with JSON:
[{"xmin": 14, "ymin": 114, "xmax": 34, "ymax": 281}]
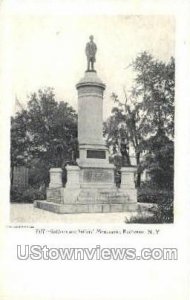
[
  {"xmin": 87, "ymin": 150, "xmax": 106, "ymax": 159},
  {"xmin": 83, "ymin": 169, "xmax": 113, "ymax": 183}
]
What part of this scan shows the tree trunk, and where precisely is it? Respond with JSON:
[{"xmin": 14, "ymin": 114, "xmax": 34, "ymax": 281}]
[{"xmin": 136, "ymin": 152, "xmax": 141, "ymax": 188}]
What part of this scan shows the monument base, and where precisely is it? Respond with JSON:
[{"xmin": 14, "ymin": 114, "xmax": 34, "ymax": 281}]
[
  {"xmin": 34, "ymin": 200, "xmax": 138, "ymax": 214},
  {"xmin": 35, "ymin": 179, "xmax": 138, "ymax": 214},
  {"xmin": 34, "ymin": 164, "xmax": 138, "ymax": 214}
]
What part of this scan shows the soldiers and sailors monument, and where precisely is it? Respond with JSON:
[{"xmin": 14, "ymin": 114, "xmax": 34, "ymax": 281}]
[{"xmin": 35, "ymin": 35, "xmax": 138, "ymax": 213}]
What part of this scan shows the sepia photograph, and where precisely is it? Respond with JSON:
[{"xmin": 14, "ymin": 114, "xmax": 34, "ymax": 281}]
[{"xmin": 9, "ymin": 14, "xmax": 175, "ymax": 223}]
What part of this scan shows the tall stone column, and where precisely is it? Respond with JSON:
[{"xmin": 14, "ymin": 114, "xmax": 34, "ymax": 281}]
[
  {"xmin": 77, "ymin": 71, "xmax": 105, "ymax": 147},
  {"xmin": 75, "ymin": 71, "xmax": 115, "ymax": 190},
  {"xmin": 76, "ymin": 71, "xmax": 109, "ymax": 167}
]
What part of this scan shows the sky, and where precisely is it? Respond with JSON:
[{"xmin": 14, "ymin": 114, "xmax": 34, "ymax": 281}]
[{"xmin": 7, "ymin": 13, "xmax": 175, "ymax": 118}]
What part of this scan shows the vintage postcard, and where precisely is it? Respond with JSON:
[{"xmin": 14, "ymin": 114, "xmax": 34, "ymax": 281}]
[{"xmin": 0, "ymin": 0, "xmax": 189, "ymax": 299}]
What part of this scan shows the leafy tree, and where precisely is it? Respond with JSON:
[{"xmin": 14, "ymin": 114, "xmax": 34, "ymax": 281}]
[
  {"xmin": 131, "ymin": 52, "xmax": 174, "ymax": 139},
  {"xmin": 104, "ymin": 92, "xmax": 144, "ymax": 187},
  {"xmin": 143, "ymin": 129, "xmax": 174, "ymax": 189},
  {"xmin": 11, "ymin": 88, "xmax": 78, "ymax": 187},
  {"xmin": 132, "ymin": 52, "xmax": 174, "ymax": 189},
  {"xmin": 11, "ymin": 110, "xmax": 31, "ymax": 185},
  {"xmin": 104, "ymin": 52, "xmax": 174, "ymax": 188}
]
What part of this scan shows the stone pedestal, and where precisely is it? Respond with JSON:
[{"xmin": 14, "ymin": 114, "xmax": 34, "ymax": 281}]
[
  {"xmin": 49, "ymin": 168, "xmax": 62, "ymax": 188},
  {"xmin": 46, "ymin": 168, "xmax": 63, "ymax": 203},
  {"xmin": 62, "ymin": 165, "xmax": 80, "ymax": 204},
  {"xmin": 66, "ymin": 165, "xmax": 80, "ymax": 188},
  {"xmin": 120, "ymin": 167, "xmax": 137, "ymax": 202}
]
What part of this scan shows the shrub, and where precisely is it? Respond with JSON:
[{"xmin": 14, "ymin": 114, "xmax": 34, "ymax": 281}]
[
  {"xmin": 10, "ymin": 186, "xmax": 46, "ymax": 203},
  {"xmin": 125, "ymin": 183, "xmax": 174, "ymax": 223},
  {"xmin": 126, "ymin": 196, "xmax": 173, "ymax": 224},
  {"xmin": 138, "ymin": 186, "xmax": 173, "ymax": 204},
  {"xmin": 126, "ymin": 214, "xmax": 158, "ymax": 224},
  {"xmin": 10, "ymin": 186, "xmax": 23, "ymax": 202}
]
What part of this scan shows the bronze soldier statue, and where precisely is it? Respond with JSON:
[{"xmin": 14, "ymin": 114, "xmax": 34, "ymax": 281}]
[{"xmin": 85, "ymin": 35, "xmax": 97, "ymax": 71}]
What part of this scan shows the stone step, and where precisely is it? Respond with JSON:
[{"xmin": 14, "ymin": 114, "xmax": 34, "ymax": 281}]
[
  {"xmin": 34, "ymin": 200, "xmax": 138, "ymax": 213},
  {"xmin": 77, "ymin": 191, "xmax": 130, "ymax": 204},
  {"xmin": 47, "ymin": 197, "xmax": 61, "ymax": 204}
]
